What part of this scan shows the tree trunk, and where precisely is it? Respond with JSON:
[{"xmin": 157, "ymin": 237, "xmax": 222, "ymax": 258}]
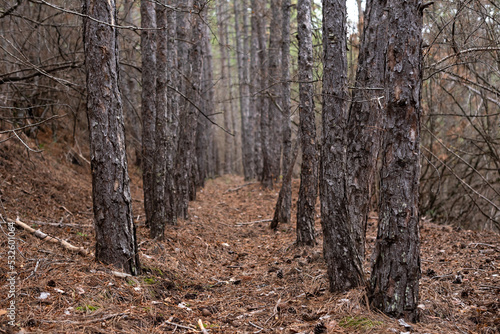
[
  {"xmin": 165, "ymin": 0, "xmax": 179, "ymax": 222},
  {"xmin": 345, "ymin": 0, "xmax": 387, "ymax": 265},
  {"xmin": 83, "ymin": 0, "xmax": 140, "ymax": 275},
  {"xmin": 175, "ymin": 0, "xmax": 199, "ymax": 218},
  {"xmin": 256, "ymin": 0, "xmax": 268, "ymax": 179},
  {"xmin": 234, "ymin": 0, "xmax": 255, "ymax": 181},
  {"xmin": 274, "ymin": 0, "xmax": 293, "ymax": 225},
  {"xmin": 140, "ymin": 0, "xmax": 156, "ymax": 228},
  {"xmin": 296, "ymin": 0, "xmax": 318, "ymax": 246},
  {"xmin": 271, "ymin": 138, "xmax": 299, "ymax": 230},
  {"xmin": 150, "ymin": 0, "xmax": 177, "ymax": 239},
  {"xmin": 250, "ymin": 0, "xmax": 263, "ymax": 178},
  {"xmin": 217, "ymin": 0, "xmax": 233, "ymax": 175},
  {"xmin": 356, "ymin": 0, "xmax": 363, "ymax": 37},
  {"xmin": 369, "ymin": 0, "xmax": 423, "ymax": 322},
  {"xmin": 197, "ymin": 22, "xmax": 215, "ymax": 187},
  {"xmin": 262, "ymin": 0, "xmax": 283, "ymax": 189},
  {"xmin": 320, "ymin": 0, "xmax": 363, "ymax": 292}
]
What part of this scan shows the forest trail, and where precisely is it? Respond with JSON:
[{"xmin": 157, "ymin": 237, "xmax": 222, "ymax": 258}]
[{"xmin": 0, "ymin": 138, "xmax": 499, "ymax": 333}]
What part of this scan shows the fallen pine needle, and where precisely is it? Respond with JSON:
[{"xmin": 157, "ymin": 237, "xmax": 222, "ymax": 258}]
[{"xmin": 40, "ymin": 312, "xmax": 128, "ymax": 324}]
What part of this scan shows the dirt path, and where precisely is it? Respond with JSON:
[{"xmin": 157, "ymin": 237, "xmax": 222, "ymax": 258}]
[{"xmin": 0, "ymin": 142, "xmax": 499, "ymax": 333}]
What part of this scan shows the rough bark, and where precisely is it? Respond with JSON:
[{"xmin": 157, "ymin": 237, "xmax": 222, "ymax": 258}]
[
  {"xmin": 345, "ymin": 0, "xmax": 387, "ymax": 264},
  {"xmin": 165, "ymin": 0, "xmax": 179, "ymax": 222},
  {"xmin": 369, "ymin": 0, "xmax": 423, "ymax": 322},
  {"xmin": 262, "ymin": 0, "xmax": 283, "ymax": 189},
  {"xmin": 217, "ymin": 0, "xmax": 233, "ymax": 174},
  {"xmin": 255, "ymin": 0, "xmax": 267, "ymax": 178},
  {"xmin": 296, "ymin": 0, "xmax": 318, "ymax": 246},
  {"xmin": 140, "ymin": 0, "xmax": 156, "ymax": 228},
  {"xmin": 320, "ymin": 0, "xmax": 364, "ymax": 292},
  {"xmin": 274, "ymin": 0, "xmax": 293, "ymax": 225},
  {"xmin": 175, "ymin": 2, "xmax": 189, "ymax": 218},
  {"xmin": 234, "ymin": 0, "xmax": 255, "ymax": 181},
  {"xmin": 175, "ymin": 0, "xmax": 203, "ymax": 216},
  {"xmin": 176, "ymin": 0, "xmax": 203, "ymax": 215},
  {"xmin": 150, "ymin": 0, "xmax": 177, "ymax": 239},
  {"xmin": 83, "ymin": 0, "xmax": 140, "ymax": 275},
  {"xmin": 270, "ymin": 138, "xmax": 299, "ymax": 230},
  {"xmin": 250, "ymin": 0, "xmax": 262, "ymax": 178}
]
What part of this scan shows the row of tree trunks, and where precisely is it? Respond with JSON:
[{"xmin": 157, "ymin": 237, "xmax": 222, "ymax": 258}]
[
  {"xmin": 345, "ymin": 0, "xmax": 387, "ymax": 269},
  {"xmin": 320, "ymin": 0, "xmax": 423, "ymax": 321},
  {"xmin": 197, "ymin": 22, "xmax": 217, "ymax": 186},
  {"xmin": 150, "ymin": 0, "xmax": 178, "ymax": 239},
  {"xmin": 217, "ymin": 0, "xmax": 234, "ymax": 175},
  {"xmin": 234, "ymin": 0, "xmax": 255, "ymax": 181}
]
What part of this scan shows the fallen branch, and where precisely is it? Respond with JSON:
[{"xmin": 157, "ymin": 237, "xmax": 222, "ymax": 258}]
[
  {"xmin": 14, "ymin": 217, "xmax": 89, "ymax": 256},
  {"xmin": 224, "ymin": 182, "xmax": 258, "ymax": 193},
  {"xmin": 468, "ymin": 242, "xmax": 499, "ymax": 250},
  {"xmin": 235, "ymin": 219, "xmax": 272, "ymax": 226},
  {"xmin": 25, "ymin": 219, "xmax": 91, "ymax": 228},
  {"xmin": 163, "ymin": 321, "xmax": 195, "ymax": 331}
]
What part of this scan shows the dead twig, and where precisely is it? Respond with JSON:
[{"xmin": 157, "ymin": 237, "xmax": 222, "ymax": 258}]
[
  {"xmin": 198, "ymin": 319, "xmax": 209, "ymax": 334},
  {"xmin": 468, "ymin": 242, "xmax": 499, "ymax": 250},
  {"xmin": 26, "ymin": 220, "xmax": 91, "ymax": 228},
  {"xmin": 249, "ymin": 321, "xmax": 264, "ymax": 332},
  {"xmin": 224, "ymin": 182, "xmax": 258, "ymax": 193},
  {"xmin": 236, "ymin": 219, "xmax": 272, "ymax": 226},
  {"xmin": 14, "ymin": 217, "xmax": 89, "ymax": 256},
  {"xmin": 163, "ymin": 321, "xmax": 196, "ymax": 331}
]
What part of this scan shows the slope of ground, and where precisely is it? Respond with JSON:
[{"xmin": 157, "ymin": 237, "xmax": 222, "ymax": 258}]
[{"xmin": 0, "ymin": 136, "xmax": 499, "ymax": 334}]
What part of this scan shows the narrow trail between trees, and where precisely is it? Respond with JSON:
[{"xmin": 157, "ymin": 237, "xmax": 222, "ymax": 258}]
[{"xmin": 0, "ymin": 141, "xmax": 498, "ymax": 333}]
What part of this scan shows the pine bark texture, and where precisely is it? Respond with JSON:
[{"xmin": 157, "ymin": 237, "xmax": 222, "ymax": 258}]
[
  {"xmin": 150, "ymin": 0, "xmax": 177, "ymax": 239},
  {"xmin": 234, "ymin": 0, "xmax": 255, "ymax": 181},
  {"xmin": 369, "ymin": 0, "xmax": 423, "ymax": 322},
  {"xmin": 271, "ymin": 139, "xmax": 299, "ymax": 230},
  {"xmin": 83, "ymin": 0, "xmax": 140, "ymax": 275},
  {"xmin": 320, "ymin": 0, "xmax": 364, "ymax": 291},
  {"xmin": 276, "ymin": 0, "xmax": 293, "ymax": 224},
  {"xmin": 175, "ymin": 0, "xmax": 202, "ymax": 218},
  {"xmin": 262, "ymin": 0, "xmax": 283, "ymax": 189},
  {"xmin": 165, "ymin": 0, "xmax": 179, "ymax": 222},
  {"xmin": 296, "ymin": 0, "xmax": 317, "ymax": 246},
  {"xmin": 140, "ymin": 0, "xmax": 156, "ymax": 228},
  {"xmin": 345, "ymin": 0, "xmax": 387, "ymax": 261}
]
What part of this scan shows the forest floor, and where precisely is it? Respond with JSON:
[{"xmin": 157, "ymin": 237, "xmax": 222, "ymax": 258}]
[{"xmin": 0, "ymin": 133, "xmax": 499, "ymax": 334}]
